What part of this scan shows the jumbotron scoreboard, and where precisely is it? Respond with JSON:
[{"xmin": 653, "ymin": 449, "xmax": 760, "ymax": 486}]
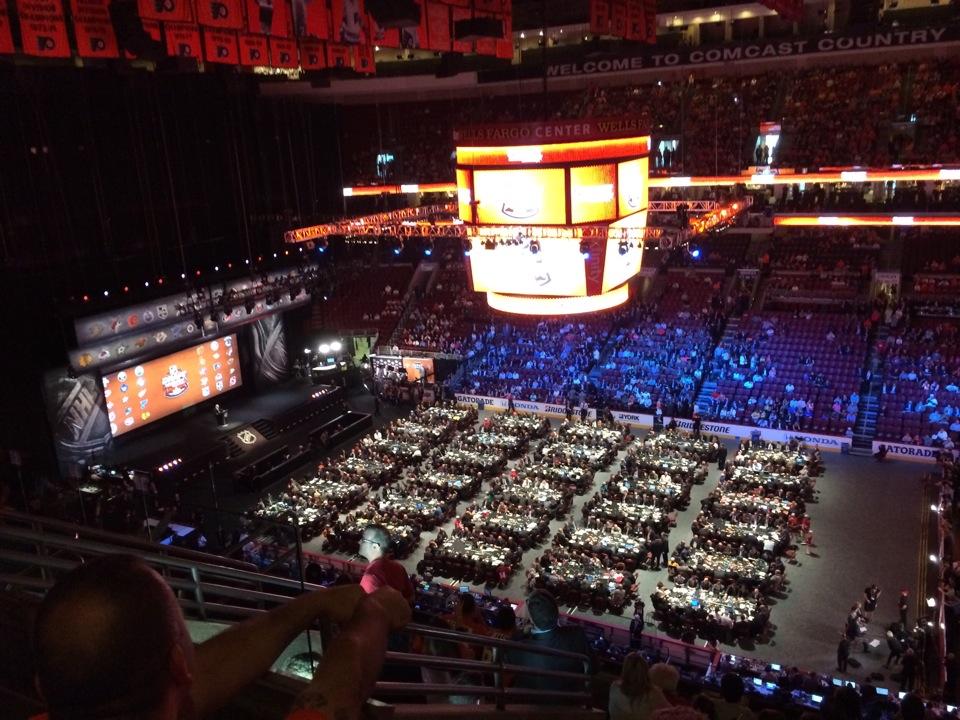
[{"xmin": 454, "ymin": 117, "xmax": 651, "ymax": 315}]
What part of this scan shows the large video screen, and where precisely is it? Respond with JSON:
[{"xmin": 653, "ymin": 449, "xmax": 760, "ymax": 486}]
[
  {"xmin": 473, "ymin": 168, "xmax": 566, "ymax": 225},
  {"xmin": 618, "ymin": 158, "xmax": 649, "ymax": 215},
  {"xmin": 469, "ymin": 238, "xmax": 587, "ymax": 296},
  {"xmin": 570, "ymin": 164, "xmax": 617, "ymax": 224},
  {"xmin": 102, "ymin": 334, "xmax": 242, "ymax": 437},
  {"xmin": 602, "ymin": 211, "xmax": 647, "ymax": 292}
]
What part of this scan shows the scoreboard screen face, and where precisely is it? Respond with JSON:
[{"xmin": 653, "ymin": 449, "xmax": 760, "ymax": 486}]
[
  {"xmin": 473, "ymin": 168, "xmax": 567, "ymax": 225},
  {"xmin": 570, "ymin": 164, "xmax": 617, "ymax": 224},
  {"xmin": 602, "ymin": 210, "xmax": 646, "ymax": 292},
  {"xmin": 469, "ymin": 238, "xmax": 587, "ymax": 296},
  {"xmin": 456, "ymin": 168, "xmax": 473, "ymax": 222},
  {"xmin": 618, "ymin": 157, "xmax": 649, "ymax": 215}
]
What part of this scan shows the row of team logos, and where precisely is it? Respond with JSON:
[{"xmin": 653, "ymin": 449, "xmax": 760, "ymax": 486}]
[{"xmin": 74, "ymin": 320, "xmax": 202, "ymax": 369}]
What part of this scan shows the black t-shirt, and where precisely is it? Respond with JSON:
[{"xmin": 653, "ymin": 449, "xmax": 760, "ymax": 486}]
[{"xmin": 505, "ymin": 626, "xmax": 593, "ymax": 691}]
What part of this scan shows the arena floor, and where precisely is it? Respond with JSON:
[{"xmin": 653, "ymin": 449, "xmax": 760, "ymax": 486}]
[{"xmin": 301, "ymin": 401, "xmax": 928, "ymax": 684}]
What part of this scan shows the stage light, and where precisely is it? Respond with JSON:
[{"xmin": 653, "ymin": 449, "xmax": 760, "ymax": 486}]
[
  {"xmin": 927, "ymin": 597, "xmax": 937, "ymax": 608},
  {"xmin": 931, "ymin": 504, "xmax": 940, "ymax": 512},
  {"xmin": 318, "ymin": 239, "xmax": 328, "ymax": 253},
  {"xmin": 930, "ymin": 554, "xmax": 939, "ymax": 563},
  {"xmin": 103, "ymin": 290, "xmax": 109, "ymax": 297},
  {"xmin": 181, "ymin": 273, "xmax": 186, "ymax": 279},
  {"xmin": 245, "ymin": 259, "xmax": 250, "ymax": 264},
  {"xmin": 319, "ymin": 343, "xmax": 330, "ymax": 354},
  {"xmin": 690, "ymin": 246, "xmax": 702, "ymax": 260},
  {"xmin": 303, "ymin": 348, "xmax": 311, "ymax": 354},
  {"xmin": 331, "ymin": 341, "xmax": 342, "ymax": 352},
  {"xmin": 123, "ymin": 286, "xmax": 129, "ymax": 293},
  {"xmin": 82, "ymin": 294, "xmax": 89, "ymax": 302},
  {"xmin": 214, "ymin": 266, "xmax": 219, "ymax": 272},
  {"xmin": 195, "ymin": 270, "xmax": 201, "ymax": 276}
]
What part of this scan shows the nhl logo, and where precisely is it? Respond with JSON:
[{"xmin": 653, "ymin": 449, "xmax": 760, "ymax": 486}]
[{"xmin": 236, "ymin": 429, "xmax": 258, "ymax": 445}]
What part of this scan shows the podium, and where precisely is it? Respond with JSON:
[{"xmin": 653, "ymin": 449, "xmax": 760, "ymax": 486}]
[{"xmin": 216, "ymin": 408, "xmax": 229, "ymax": 427}]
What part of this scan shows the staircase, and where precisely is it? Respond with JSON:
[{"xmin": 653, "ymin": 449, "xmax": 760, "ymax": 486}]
[
  {"xmin": 386, "ymin": 261, "xmax": 438, "ymax": 349},
  {"xmin": 252, "ymin": 418, "xmax": 279, "ymax": 440},
  {"xmin": 695, "ymin": 316, "xmax": 740, "ymax": 413},
  {"xmin": 850, "ymin": 326, "xmax": 886, "ymax": 456}
]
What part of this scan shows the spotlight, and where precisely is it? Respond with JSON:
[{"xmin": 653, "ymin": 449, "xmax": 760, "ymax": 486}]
[
  {"xmin": 927, "ymin": 597, "xmax": 937, "ymax": 608},
  {"xmin": 318, "ymin": 239, "xmax": 328, "ymax": 253},
  {"xmin": 529, "ymin": 240, "xmax": 540, "ymax": 255},
  {"xmin": 331, "ymin": 341, "xmax": 342, "ymax": 352},
  {"xmin": 931, "ymin": 554, "xmax": 939, "ymax": 563},
  {"xmin": 303, "ymin": 348, "xmax": 311, "ymax": 355},
  {"xmin": 618, "ymin": 241, "xmax": 628, "ymax": 256},
  {"xmin": 103, "ymin": 290, "xmax": 109, "ymax": 297},
  {"xmin": 319, "ymin": 343, "xmax": 330, "ymax": 354},
  {"xmin": 931, "ymin": 504, "xmax": 940, "ymax": 512},
  {"xmin": 424, "ymin": 240, "xmax": 434, "ymax": 256},
  {"xmin": 690, "ymin": 246, "xmax": 702, "ymax": 260}
]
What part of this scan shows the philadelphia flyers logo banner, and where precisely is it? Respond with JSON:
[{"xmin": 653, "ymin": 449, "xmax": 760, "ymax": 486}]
[
  {"xmin": 293, "ymin": 0, "xmax": 328, "ymax": 39},
  {"xmin": 239, "ymin": 32, "xmax": 268, "ymax": 64},
  {"xmin": 0, "ymin": 0, "xmax": 16, "ymax": 53},
  {"xmin": 70, "ymin": 0, "xmax": 119, "ymax": 56},
  {"xmin": 298, "ymin": 37, "xmax": 324, "ymax": 68},
  {"xmin": 269, "ymin": 35, "xmax": 296, "ymax": 66},
  {"xmin": 325, "ymin": 40, "xmax": 350, "ymax": 67},
  {"xmin": 17, "ymin": 0, "xmax": 71, "ymax": 56},
  {"xmin": 138, "ymin": 0, "xmax": 192, "ymax": 22},
  {"xmin": 197, "ymin": 0, "xmax": 244, "ymax": 29},
  {"xmin": 166, "ymin": 21, "xmax": 202, "ymax": 57},
  {"xmin": 203, "ymin": 27, "xmax": 239, "ymax": 61}
]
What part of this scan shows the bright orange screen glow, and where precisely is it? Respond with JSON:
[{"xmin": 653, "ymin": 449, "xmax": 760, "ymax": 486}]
[
  {"xmin": 102, "ymin": 334, "xmax": 242, "ymax": 437},
  {"xmin": 456, "ymin": 136, "xmax": 649, "ymax": 166},
  {"xmin": 570, "ymin": 165, "xmax": 617, "ymax": 224},
  {"xmin": 486, "ymin": 284, "xmax": 629, "ymax": 315},
  {"xmin": 473, "ymin": 168, "xmax": 567, "ymax": 225},
  {"xmin": 456, "ymin": 169, "xmax": 473, "ymax": 222},
  {"xmin": 618, "ymin": 158, "xmax": 649, "ymax": 214}
]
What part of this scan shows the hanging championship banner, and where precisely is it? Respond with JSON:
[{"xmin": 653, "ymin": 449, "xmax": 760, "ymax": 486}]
[
  {"xmin": 246, "ymin": 0, "xmax": 290, "ymax": 36},
  {"xmin": 239, "ymin": 32, "xmax": 268, "ymax": 63},
  {"xmin": 269, "ymin": 35, "xmax": 297, "ymax": 66},
  {"xmin": 368, "ymin": 15, "xmax": 399, "ymax": 47},
  {"xmin": 425, "ymin": 1, "xmax": 448, "ymax": 51},
  {"xmin": 610, "ymin": 0, "xmax": 627, "ymax": 37},
  {"xmin": 138, "ymin": 0, "xmax": 192, "ymax": 22},
  {"xmin": 475, "ymin": 13, "xmax": 499, "ymax": 55},
  {"xmin": 196, "ymin": 0, "xmax": 244, "ymax": 29},
  {"xmin": 625, "ymin": 0, "xmax": 642, "ymax": 41},
  {"xmin": 331, "ymin": 0, "xmax": 365, "ymax": 44},
  {"xmin": 643, "ymin": 0, "xmax": 656, "ymax": 43},
  {"xmin": 165, "ymin": 21, "xmax": 202, "ymax": 57},
  {"xmin": 442, "ymin": 0, "xmax": 467, "ymax": 6},
  {"xmin": 589, "ymin": 0, "xmax": 610, "ymax": 36},
  {"xmin": 474, "ymin": 0, "xmax": 503, "ymax": 10},
  {"xmin": 326, "ymin": 40, "xmax": 351, "ymax": 67},
  {"xmin": 0, "ymin": 0, "xmax": 12, "ymax": 54},
  {"xmin": 399, "ymin": 0, "xmax": 426, "ymax": 49},
  {"xmin": 294, "ymin": 0, "xmax": 328, "ymax": 39},
  {"xmin": 299, "ymin": 36, "xmax": 324, "ymax": 67},
  {"xmin": 495, "ymin": 10, "xmax": 511, "ymax": 59},
  {"xmin": 17, "ymin": 0, "xmax": 71, "ymax": 56},
  {"xmin": 70, "ymin": 0, "xmax": 120, "ymax": 57},
  {"xmin": 451, "ymin": 4, "xmax": 470, "ymax": 53},
  {"xmin": 354, "ymin": 41, "xmax": 374, "ymax": 72},
  {"xmin": 203, "ymin": 27, "xmax": 239, "ymax": 61}
]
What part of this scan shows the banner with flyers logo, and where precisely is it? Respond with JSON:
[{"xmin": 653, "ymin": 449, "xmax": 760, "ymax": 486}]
[
  {"xmin": 70, "ymin": 0, "xmax": 120, "ymax": 57},
  {"xmin": 610, "ymin": 0, "xmax": 627, "ymax": 37},
  {"xmin": 239, "ymin": 32, "xmax": 268, "ymax": 64},
  {"xmin": 450, "ymin": 4, "xmax": 470, "ymax": 53},
  {"xmin": 625, "ymin": 0, "xmax": 642, "ymax": 41},
  {"xmin": 269, "ymin": 35, "xmax": 297, "ymax": 66},
  {"xmin": 326, "ymin": 40, "xmax": 351, "ymax": 67},
  {"xmin": 203, "ymin": 27, "xmax": 239, "ymax": 62},
  {"xmin": 294, "ymin": 0, "xmax": 328, "ymax": 40},
  {"xmin": 196, "ymin": 0, "xmax": 244, "ymax": 29},
  {"xmin": 475, "ymin": 13, "xmax": 504, "ymax": 56},
  {"xmin": 0, "ymin": 0, "xmax": 12, "ymax": 54},
  {"xmin": 495, "ymin": 11, "xmax": 512, "ymax": 59},
  {"xmin": 354, "ymin": 41, "xmax": 374, "ymax": 73},
  {"xmin": 590, "ymin": 0, "xmax": 610, "ymax": 36},
  {"xmin": 299, "ymin": 37, "xmax": 324, "ymax": 68},
  {"xmin": 245, "ymin": 0, "xmax": 290, "ymax": 36},
  {"xmin": 17, "ymin": 0, "xmax": 71, "ymax": 56},
  {"xmin": 425, "ymin": 1, "xmax": 449, "ymax": 51},
  {"xmin": 138, "ymin": 0, "xmax": 192, "ymax": 22},
  {"xmin": 643, "ymin": 0, "xmax": 656, "ymax": 43},
  {"xmin": 165, "ymin": 22, "xmax": 203, "ymax": 58}
]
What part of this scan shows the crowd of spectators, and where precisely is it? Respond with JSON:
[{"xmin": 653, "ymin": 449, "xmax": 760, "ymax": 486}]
[{"xmin": 337, "ymin": 60, "xmax": 960, "ymax": 184}]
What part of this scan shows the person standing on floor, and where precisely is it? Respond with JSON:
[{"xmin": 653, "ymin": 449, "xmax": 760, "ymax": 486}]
[{"xmin": 837, "ymin": 634, "xmax": 851, "ymax": 673}]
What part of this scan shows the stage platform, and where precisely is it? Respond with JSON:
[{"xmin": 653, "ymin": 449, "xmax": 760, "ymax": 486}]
[{"xmin": 102, "ymin": 379, "xmax": 351, "ymax": 487}]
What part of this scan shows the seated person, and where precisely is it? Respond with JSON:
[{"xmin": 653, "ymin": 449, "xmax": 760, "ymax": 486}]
[
  {"xmin": 31, "ymin": 554, "xmax": 410, "ymax": 720},
  {"xmin": 504, "ymin": 589, "xmax": 592, "ymax": 691}
]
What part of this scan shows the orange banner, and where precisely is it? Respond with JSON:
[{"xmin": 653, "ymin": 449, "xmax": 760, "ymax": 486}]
[
  {"xmin": 196, "ymin": 0, "xmax": 244, "ymax": 29},
  {"xmin": 295, "ymin": 0, "xmax": 328, "ymax": 39},
  {"xmin": 0, "ymin": 0, "xmax": 12, "ymax": 54},
  {"xmin": 204, "ymin": 27, "xmax": 239, "ymax": 62},
  {"xmin": 269, "ymin": 35, "xmax": 297, "ymax": 66},
  {"xmin": 354, "ymin": 41, "xmax": 374, "ymax": 73},
  {"xmin": 17, "ymin": 0, "xmax": 71, "ymax": 56},
  {"xmin": 425, "ymin": 1, "xmax": 449, "ymax": 51},
  {"xmin": 166, "ymin": 21, "xmax": 203, "ymax": 58},
  {"xmin": 326, "ymin": 40, "xmax": 351, "ymax": 67},
  {"xmin": 70, "ymin": 0, "xmax": 120, "ymax": 57},
  {"xmin": 239, "ymin": 32, "xmax": 268, "ymax": 63},
  {"xmin": 451, "ymin": 4, "xmax": 470, "ymax": 53},
  {"xmin": 331, "ymin": 0, "xmax": 366, "ymax": 43},
  {"xmin": 299, "ymin": 37, "xmax": 325, "ymax": 67},
  {"xmin": 137, "ymin": 0, "xmax": 192, "ymax": 22}
]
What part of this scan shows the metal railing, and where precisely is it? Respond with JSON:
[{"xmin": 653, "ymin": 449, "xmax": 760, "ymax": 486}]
[{"xmin": 0, "ymin": 508, "xmax": 595, "ymax": 712}]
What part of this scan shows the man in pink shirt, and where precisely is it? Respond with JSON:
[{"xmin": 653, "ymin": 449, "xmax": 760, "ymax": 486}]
[{"xmin": 359, "ymin": 524, "xmax": 414, "ymax": 603}]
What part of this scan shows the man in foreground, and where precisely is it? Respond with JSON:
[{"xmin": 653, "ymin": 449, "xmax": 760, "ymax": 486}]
[{"xmin": 32, "ymin": 554, "xmax": 410, "ymax": 720}]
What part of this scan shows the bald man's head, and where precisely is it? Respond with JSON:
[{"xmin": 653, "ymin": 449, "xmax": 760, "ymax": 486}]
[{"xmin": 33, "ymin": 555, "xmax": 193, "ymax": 720}]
